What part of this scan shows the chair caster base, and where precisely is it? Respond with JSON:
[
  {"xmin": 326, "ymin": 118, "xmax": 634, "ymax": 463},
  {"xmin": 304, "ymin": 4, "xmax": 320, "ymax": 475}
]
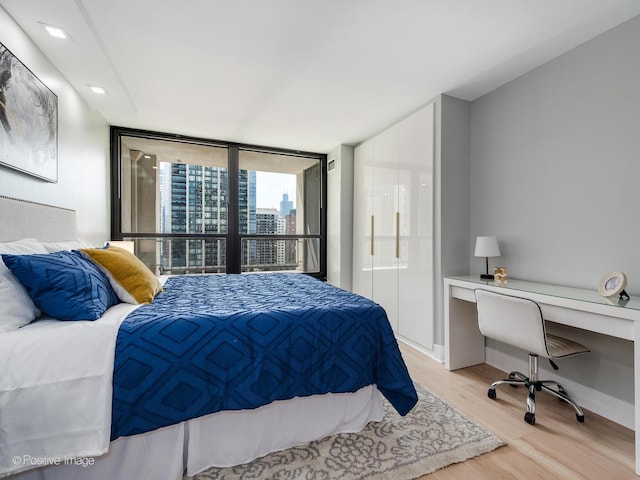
[
  {"xmin": 577, "ymin": 414, "xmax": 585, "ymax": 423},
  {"xmin": 524, "ymin": 412, "xmax": 535, "ymax": 425},
  {"xmin": 488, "ymin": 388, "xmax": 496, "ymax": 400},
  {"xmin": 557, "ymin": 385, "xmax": 568, "ymax": 402}
]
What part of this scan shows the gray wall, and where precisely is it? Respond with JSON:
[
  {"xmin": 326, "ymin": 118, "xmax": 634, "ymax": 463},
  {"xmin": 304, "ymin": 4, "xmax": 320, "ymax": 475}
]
[
  {"xmin": 469, "ymin": 15, "xmax": 640, "ymax": 420},
  {"xmin": 0, "ymin": 7, "xmax": 110, "ymax": 245},
  {"xmin": 470, "ymin": 15, "xmax": 640, "ymax": 294}
]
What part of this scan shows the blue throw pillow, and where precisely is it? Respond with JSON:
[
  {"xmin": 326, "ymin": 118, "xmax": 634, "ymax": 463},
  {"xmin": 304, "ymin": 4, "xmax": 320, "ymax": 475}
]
[{"xmin": 2, "ymin": 250, "xmax": 120, "ymax": 321}]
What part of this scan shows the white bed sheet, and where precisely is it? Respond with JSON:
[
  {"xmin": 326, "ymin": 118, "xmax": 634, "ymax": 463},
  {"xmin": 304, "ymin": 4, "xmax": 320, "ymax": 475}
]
[{"xmin": 0, "ymin": 303, "xmax": 140, "ymax": 478}]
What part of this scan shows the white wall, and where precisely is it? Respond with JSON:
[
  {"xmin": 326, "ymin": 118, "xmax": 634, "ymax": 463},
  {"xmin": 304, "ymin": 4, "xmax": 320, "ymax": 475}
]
[
  {"xmin": 435, "ymin": 94, "xmax": 471, "ymax": 346},
  {"xmin": 469, "ymin": 15, "xmax": 640, "ymax": 425},
  {"xmin": 0, "ymin": 7, "xmax": 110, "ymax": 245},
  {"xmin": 326, "ymin": 144, "xmax": 354, "ymax": 290}
]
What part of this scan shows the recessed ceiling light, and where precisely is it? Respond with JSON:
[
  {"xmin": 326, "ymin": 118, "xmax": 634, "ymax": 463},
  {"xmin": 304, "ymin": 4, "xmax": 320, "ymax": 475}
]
[
  {"xmin": 40, "ymin": 22, "xmax": 70, "ymax": 40},
  {"xmin": 88, "ymin": 85, "xmax": 106, "ymax": 95}
]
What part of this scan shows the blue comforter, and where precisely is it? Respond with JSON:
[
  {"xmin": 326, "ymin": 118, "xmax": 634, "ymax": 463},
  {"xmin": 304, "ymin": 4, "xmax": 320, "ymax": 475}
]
[{"xmin": 111, "ymin": 273, "xmax": 417, "ymax": 440}]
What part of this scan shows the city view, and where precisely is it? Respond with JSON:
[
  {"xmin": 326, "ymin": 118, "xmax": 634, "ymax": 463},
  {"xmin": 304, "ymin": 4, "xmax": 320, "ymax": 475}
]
[
  {"xmin": 118, "ymin": 136, "xmax": 322, "ymax": 275},
  {"xmin": 157, "ymin": 162, "xmax": 299, "ymax": 274}
]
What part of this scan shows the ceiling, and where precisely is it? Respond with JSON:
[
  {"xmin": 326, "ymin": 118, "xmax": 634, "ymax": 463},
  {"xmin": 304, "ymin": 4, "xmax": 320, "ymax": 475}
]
[{"xmin": 2, "ymin": 0, "xmax": 639, "ymax": 154}]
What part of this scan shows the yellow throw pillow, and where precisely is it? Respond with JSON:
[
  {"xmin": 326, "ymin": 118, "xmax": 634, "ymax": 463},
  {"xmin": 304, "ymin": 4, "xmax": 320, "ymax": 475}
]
[{"xmin": 80, "ymin": 245, "xmax": 162, "ymax": 304}]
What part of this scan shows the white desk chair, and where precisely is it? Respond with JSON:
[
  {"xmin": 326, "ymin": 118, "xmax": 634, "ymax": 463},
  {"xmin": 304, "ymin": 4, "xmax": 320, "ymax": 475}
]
[{"xmin": 475, "ymin": 289, "xmax": 590, "ymax": 425}]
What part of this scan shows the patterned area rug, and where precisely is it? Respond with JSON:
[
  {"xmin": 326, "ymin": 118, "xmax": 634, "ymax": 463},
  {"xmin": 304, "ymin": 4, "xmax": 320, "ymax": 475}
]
[{"xmin": 192, "ymin": 383, "xmax": 505, "ymax": 480}]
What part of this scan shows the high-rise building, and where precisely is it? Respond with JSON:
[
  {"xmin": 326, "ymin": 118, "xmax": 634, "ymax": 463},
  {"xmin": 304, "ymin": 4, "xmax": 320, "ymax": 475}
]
[
  {"xmin": 255, "ymin": 208, "xmax": 279, "ymax": 268},
  {"xmin": 285, "ymin": 208, "xmax": 297, "ymax": 264},
  {"xmin": 160, "ymin": 163, "xmax": 255, "ymax": 273},
  {"xmin": 279, "ymin": 192, "xmax": 293, "ymax": 217},
  {"xmin": 276, "ymin": 216, "xmax": 286, "ymax": 264},
  {"xmin": 158, "ymin": 167, "xmax": 304, "ymax": 273},
  {"xmin": 240, "ymin": 170, "xmax": 257, "ymax": 265}
]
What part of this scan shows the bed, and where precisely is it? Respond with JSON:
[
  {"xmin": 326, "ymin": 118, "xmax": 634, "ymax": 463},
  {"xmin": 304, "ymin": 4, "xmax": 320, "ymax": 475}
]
[{"xmin": 0, "ymin": 196, "xmax": 418, "ymax": 479}]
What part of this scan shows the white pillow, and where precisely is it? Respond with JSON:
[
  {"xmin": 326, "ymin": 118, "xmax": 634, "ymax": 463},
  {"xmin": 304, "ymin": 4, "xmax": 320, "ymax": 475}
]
[
  {"xmin": 41, "ymin": 240, "xmax": 94, "ymax": 252},
  {"xmin": 0, "ymin": 238, "xmax": 45, "ymax": 253},
  {"xmin": 0, "ymin": 239, "xmax": 49, "ymax": 333}
]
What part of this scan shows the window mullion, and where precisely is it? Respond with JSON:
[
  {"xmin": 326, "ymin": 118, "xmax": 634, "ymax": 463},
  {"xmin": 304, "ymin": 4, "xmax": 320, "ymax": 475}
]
[{"xmin": 226, "ymin": 146, "xmax": 240, "ymax": 273}]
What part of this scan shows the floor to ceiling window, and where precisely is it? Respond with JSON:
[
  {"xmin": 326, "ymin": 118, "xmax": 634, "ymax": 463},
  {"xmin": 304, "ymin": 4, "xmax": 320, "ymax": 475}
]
[{"xmin": 111, "ymin": 127, "xmax": 326, "ymax": 278}]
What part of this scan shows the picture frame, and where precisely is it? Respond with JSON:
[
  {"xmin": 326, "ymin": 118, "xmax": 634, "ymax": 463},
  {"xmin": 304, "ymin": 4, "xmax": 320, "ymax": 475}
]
[
  {"xmin": 598, "ymin": 271, "xmax": 629, "ymax": 299},
  {"xmin": 0, "ymin": 41, "xmax": 58, "ymax": 183}
]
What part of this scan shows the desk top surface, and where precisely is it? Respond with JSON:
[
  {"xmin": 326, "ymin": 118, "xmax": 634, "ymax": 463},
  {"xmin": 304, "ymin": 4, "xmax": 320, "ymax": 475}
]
[{"xmin": 446, "ymin": 275, "xmax": 640, "ymax": 313}]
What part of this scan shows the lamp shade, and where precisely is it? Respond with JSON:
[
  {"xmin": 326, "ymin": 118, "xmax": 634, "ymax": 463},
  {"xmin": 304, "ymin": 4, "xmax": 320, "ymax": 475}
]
[
  {"xmin": 109, "ymin": 240, "xmax": 135, "ymax": 255},
  {"xmin": 474, "ymin": 236, "xmax": 500, "ymax": 258}
]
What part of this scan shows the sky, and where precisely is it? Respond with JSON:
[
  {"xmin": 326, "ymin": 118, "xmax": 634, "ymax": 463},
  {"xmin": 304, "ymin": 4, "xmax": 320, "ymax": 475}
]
[{"xmin": 255, "ymin": 171, "xmax": 296, "ymax": 210}]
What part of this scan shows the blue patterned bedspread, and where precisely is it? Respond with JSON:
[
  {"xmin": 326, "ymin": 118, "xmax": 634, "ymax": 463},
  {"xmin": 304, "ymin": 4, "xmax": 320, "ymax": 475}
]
[{"xmin": 111, "ymin": 273, "xmax": 417, "ymax": 440}]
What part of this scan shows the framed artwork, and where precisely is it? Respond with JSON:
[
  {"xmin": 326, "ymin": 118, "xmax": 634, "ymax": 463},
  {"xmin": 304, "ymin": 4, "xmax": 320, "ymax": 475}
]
[{"xmin": 0, "ymin": 41, "xmax": 58, "ymax": 182}]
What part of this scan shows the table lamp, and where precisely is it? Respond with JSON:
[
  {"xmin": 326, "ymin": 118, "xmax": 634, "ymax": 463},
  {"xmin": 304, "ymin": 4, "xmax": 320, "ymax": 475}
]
[
  {"xmin": 474, "ymin": 236, "xmax": 500, "ymax": 280},
  {"xmin": 109, "ymin": 240, "xmax": 135, "ymax": 255}
]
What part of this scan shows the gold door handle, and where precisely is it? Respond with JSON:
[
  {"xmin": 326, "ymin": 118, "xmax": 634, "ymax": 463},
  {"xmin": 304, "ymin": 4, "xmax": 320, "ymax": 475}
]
[
  {"xmin": 370, "ymin": 215, "xmax": 375, "ymax": 256},
  {"xmin": 395, "ymin": 212, "xmax": 400, "ymax": 259}
]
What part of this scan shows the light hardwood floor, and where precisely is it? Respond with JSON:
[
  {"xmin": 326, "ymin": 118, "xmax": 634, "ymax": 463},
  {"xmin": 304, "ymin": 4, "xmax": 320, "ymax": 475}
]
[{"xmin": 399, "ymin": 342, "xmax": 636, "ymax": 479}]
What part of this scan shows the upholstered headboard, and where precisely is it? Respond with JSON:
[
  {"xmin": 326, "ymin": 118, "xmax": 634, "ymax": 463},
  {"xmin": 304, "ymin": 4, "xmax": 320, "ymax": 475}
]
[{"xmin": 0, "ymin": 195, "xmax": 78, "ymax": 242}]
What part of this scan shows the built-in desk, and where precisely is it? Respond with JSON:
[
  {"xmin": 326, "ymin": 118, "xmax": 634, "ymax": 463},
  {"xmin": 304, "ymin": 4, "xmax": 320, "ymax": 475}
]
[{"xmin": 443, "ymin": 275, "xmax": 640, "ymax": 475}]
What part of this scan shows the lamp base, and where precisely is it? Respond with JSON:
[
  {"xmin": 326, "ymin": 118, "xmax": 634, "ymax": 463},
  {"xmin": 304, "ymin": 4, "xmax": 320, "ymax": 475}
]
[{"xmin": 480, "ymin": 274, "xmax": 495, "ymax": 280}]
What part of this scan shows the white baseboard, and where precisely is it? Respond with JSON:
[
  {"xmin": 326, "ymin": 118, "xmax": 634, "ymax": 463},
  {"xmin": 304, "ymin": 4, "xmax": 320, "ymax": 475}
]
[
  {"xmin": 397, "ymin": 337, "xmax": 444, "ymax": 363},
  {"xmin": 486, "ymin": 346, "xmax": 634, "ymax": 430}
]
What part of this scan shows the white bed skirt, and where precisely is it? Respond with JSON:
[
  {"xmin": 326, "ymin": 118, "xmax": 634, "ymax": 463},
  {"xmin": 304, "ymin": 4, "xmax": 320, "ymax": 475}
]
[{"xmin": 11, "ymin": 386, "xmax": 384, "ymax": 480}]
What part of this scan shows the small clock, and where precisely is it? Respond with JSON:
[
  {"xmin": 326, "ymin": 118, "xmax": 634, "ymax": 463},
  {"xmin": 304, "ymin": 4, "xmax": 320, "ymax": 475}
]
[{"xmin": 598, "ymin": 272, "xmax": 629, "ymax": 300}]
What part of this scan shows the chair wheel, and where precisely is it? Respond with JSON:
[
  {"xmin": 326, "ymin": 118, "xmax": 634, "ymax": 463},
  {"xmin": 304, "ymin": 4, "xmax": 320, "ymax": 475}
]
[
  {"xmin": 508, "ymin": 373, "xmax": 519, "ymax": 387},
  {"xmin": 577, "ymin": 414, "xmax": 585, "ymax": 423},
  {"xmin": 488, "ymin": 388, "xmax": 497, "ymax": 400},
  {"xmin": 524, "ymin": 412, "xmax": 535, "ymax": 425}
]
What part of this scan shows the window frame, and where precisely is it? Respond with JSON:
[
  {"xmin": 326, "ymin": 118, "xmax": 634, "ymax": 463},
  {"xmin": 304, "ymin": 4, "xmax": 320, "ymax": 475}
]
[{"xmin": 110, "ymin": 126, "xmax": 327, "ymax": 279}]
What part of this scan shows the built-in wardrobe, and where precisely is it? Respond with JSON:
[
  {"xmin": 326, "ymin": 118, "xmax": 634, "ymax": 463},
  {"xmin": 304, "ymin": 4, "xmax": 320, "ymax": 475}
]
[{"xmin": 352, "ymin": 95, "xmax": 470, "ymax": 358}]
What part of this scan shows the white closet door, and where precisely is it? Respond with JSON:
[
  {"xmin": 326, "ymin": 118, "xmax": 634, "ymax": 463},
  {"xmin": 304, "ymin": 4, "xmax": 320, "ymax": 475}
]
[
  {"xmin": 397, "ymin": 104, "xmax": 434, "ymax": 349},
  {"xmin": 352, "ymin": 140, "xmax": 374, "ymax": 299},
  {"xmin": 371, "ymin": 125, "xmax": 399, "ymax": 332}
]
